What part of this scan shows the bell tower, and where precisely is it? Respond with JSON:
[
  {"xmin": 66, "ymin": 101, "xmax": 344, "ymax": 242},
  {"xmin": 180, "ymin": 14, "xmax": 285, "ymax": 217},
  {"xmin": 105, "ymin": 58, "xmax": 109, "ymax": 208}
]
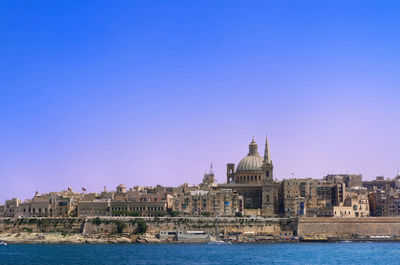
[
  {"xmin": 263, "ymin": 135, "xmax": 273, "ymax": 181},
  {"xmin": 262, "ymin": 135, "xmax": 276, "ymax": 216},
  {"xmin": 227, "ymin": 163, "xmax": 235, "ymax": 183}
]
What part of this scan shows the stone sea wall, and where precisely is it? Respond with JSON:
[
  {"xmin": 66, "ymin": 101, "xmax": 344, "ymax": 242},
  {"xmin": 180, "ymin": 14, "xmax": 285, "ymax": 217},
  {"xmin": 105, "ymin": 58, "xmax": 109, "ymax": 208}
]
[
  {"xmin": 0, "ymin": 218, "xmax": 84, "ymax": 234},
  {"xmin": 3, "ymin": 217, "xmax": 400, "ymax": 241},
  {"xmin": 297, "ymin": 217, "xmax": 400, "ymax": 236},
  {"xmin": 0, "ymin": 217, "xmax": 291, "ymax": 236},
  {"xmin": 83, "ymin": 217, "xmax": 291, "ymax": 235}
]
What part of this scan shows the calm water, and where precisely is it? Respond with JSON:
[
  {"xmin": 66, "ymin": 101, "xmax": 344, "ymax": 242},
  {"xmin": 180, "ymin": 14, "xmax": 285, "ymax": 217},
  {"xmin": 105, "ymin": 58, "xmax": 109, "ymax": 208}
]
[{"xmin": 0, "ymin": 243, "xmax": 399, "ymax": 265}]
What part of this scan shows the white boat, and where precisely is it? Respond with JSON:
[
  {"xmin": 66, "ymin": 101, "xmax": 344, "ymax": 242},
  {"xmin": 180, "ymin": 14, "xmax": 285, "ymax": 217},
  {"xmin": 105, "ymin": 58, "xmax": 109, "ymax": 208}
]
[
  {"xmin": 208, "ymin": 240, "xmax": 231, "ymax": 245},
  {"xmin": 0, "ymin": 241, "xmax": 7, "ymax": 246}
]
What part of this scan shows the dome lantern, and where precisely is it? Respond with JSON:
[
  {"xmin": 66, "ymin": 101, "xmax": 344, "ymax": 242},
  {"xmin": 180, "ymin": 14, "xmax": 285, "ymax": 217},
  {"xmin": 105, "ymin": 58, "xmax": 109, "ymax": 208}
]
[{"xmin": 236, "ymin": 138, "xmax": 264, "ymax": 172}]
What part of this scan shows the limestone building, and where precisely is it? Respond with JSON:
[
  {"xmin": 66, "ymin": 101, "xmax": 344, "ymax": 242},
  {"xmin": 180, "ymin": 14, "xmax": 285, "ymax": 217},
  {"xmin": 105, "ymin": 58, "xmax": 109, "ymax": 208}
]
[
  {"xmin": 333, "ymin": 187, "xmax": 370, "ymax": 217},
  {"xmin": 4, "ymin": 198, "xmax": 21, "ymax": 217},
  {"xmin": 0, "ymin": 205, "xmax": 4, "ymax": 216},
  {"xmin": 77, "ymin": 200, "xmax": 111, "ymax": 217},
  {"xmin": 221, "ymin": 137, "xmax": 277, "ymax": 216},
  {"xmin": 325, "ymin": 174, "xmax": 363, "ymax": 188},
  {"xmin": 170, "ymin": 185, "xmax": 243, "ymax": 217},
  {"xmin": 280, "ymin": 178, "xmax": 348, "ymax": 217}
]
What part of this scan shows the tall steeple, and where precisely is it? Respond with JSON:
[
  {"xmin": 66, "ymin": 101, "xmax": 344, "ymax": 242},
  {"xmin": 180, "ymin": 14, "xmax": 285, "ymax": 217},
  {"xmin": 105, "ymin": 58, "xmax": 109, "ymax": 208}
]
[{"xmin": 264, "ymin": 135, "xmax": 271, "ymax": 164}]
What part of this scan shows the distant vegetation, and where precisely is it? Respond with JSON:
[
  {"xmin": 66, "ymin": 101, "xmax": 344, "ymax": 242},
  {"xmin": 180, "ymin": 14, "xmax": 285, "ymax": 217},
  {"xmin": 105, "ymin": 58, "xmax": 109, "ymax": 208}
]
[
  {"xmin": 169, "ymin": 211, "xmax": 181, "ymax": 217},
  {"xmin": 112, "ymin": 210, "xmax": 140, "ymax": 217},
  {"xmin": 91, "ymin": 217, "xmax": 102, "ymax": 226},
  {"xmin": 157, "ymin": 211, "xmax": 167, "ymax": 217},
  {"xmin": 136, "ymin": 220, "xmax": 147, "ymax": 234},
  {"xmin": 114, "ymin": 220, "xmax": 127, "ymax": 233}
]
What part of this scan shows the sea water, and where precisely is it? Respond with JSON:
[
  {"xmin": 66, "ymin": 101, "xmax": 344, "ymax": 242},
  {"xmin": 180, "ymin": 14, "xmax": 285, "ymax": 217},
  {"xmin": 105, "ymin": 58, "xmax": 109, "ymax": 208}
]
[{"xmin": 0, "ymin": 243, "xmax": 399, "ymax": 264}]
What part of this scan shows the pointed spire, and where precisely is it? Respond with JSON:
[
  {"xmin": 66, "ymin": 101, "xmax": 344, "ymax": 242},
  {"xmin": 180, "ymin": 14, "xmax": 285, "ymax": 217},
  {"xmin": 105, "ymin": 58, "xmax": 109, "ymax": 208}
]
[{"xmin": 264, "ymin": 135, "xmax": 271, "ymax": 163}]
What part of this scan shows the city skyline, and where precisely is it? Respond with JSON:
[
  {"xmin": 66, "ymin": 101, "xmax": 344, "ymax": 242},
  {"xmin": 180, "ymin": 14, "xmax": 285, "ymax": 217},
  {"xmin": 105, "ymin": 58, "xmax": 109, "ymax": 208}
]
[
  {"xmin": 2, "ymin": 1, "xmax": 400, "ymax": 203},
  {"xmin": 1, "ymin": 135, "xmax": 398, "ymax": 204}
]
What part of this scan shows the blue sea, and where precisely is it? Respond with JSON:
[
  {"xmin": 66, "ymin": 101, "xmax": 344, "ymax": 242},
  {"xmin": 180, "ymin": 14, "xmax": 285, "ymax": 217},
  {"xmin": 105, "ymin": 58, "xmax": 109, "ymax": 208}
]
[{"xmin": 0, "ymin": 243, "xmax": 399, "ymax": 265}]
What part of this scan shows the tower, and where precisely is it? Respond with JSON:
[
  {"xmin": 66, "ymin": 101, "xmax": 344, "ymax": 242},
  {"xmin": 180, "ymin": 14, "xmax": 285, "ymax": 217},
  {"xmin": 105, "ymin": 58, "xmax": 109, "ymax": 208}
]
[
  {"xmin": 263, "ymin": 135, "xmax": 273, "ymax": 180},
  {"xmin": 262, "ymin": 135, "xmax": 275, "ymax": 216},
  {"xmin": 203, "ymin": 162, "xmax": 215, "ymax": 185},
  {"xmin": 227, "ymin": 163, "xmax": 235, "ymax": 183},
  {"xmin": 264, "ymin": 135, "xmax": 271, "ymax": 163}
]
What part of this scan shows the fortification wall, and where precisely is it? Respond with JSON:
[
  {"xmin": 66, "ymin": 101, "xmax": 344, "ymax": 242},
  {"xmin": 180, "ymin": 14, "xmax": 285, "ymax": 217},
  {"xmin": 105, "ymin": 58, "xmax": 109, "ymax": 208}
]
[
  {"xmin": 0, "ymin": 217, "xmax": 293, "ymax": 236},
  {"xmin": 83, "ymin": 217, "xmax": 290, "ymax": 235},
  {"xmin": 3, "ymin": 217, "xmax": 400, "ymax": 238},
  {"xmin": 298, "ymin": 217, "xmax": 400, "ymax": 236},
  {"xmin": 0, "ymin": 218, "xmax": 84, "ymax": 234}
]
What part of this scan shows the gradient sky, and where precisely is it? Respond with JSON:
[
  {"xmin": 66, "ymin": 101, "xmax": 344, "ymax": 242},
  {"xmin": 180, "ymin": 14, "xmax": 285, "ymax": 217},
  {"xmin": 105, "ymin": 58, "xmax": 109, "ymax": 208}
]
[{"xmin": 1, "ymin": 1, "xmax": 400, "ymax": 203}]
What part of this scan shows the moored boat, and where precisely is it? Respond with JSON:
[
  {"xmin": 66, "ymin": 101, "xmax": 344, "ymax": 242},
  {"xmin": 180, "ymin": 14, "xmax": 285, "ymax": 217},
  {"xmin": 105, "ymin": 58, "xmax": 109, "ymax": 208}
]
[
  {"xmin": 208, "ymin": 240, "xmax": 232, "ymax": 245},
  {"xmin": 300, "ymin": 236, "xmax": 328, "ymax": 242}
]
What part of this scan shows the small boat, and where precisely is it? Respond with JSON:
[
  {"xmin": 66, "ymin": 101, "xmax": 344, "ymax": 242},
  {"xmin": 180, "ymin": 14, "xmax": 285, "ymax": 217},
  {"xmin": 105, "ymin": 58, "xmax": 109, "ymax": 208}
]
[
  {"xmin": 300, "ymin": 236, "xmax": 328, "ymax": 242},
  {"xmin": 341, "ymin": 240, "xmax": 352, "ymax": 243},
  {"xmin": 0, "ymin": 241, "xmax": 7, "ymax": 246},
  {"xmin": 208, "ymin": 240, "xmax": 231, "ymax": 245}
]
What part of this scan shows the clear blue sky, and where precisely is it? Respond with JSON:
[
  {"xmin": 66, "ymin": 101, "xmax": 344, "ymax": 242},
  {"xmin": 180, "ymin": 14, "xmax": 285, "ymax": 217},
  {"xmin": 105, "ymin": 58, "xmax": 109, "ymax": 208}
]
[{"xmin": 1, "ymin": 0, "xmax": 400, "ymax": 203}]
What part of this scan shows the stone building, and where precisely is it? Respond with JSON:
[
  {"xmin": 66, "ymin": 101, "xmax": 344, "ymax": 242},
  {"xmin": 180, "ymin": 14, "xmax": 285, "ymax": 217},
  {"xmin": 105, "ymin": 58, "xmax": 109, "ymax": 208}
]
[
  {"xmin": 279, "ymin": 178, "xmax": 346, "ymax": 217},
  {"xmin": 114, "ymin": 184, "xmax": 128, "ymax": 201},
  {"xmin": 171, "ymin": 185, "xmax": 243, "ymax": 216},
  {"xmin": 110, "ymin": 200, "xmax": 168, "ymax": 217},
  {"xmin": 77, "ymin": 200, "xmax": 111, "ymax": 217},
  {"xmin": 201, "ymin": 165, "xmax": 217, "ymax": 187},
  {"xmin": 4, "ymin": 198, "xmax": 21, "ymax": 217},
  {"xmin": 12, "ymin": 188, "xmax": 83, "ymax": 218},
  {"xmin": 363, "ymin": 176, "xmax": 396, "ymax": 192},
  {"xmin": 325, "ymin": 174, "xmax": 362, "ymax": 188},
  {"xmin": 333, "ymin": 188, "xmax": 370, "ymax": 218},
  {"xmin": 77, "ymin": 184, "xmax": 171, "ymax": 217},
  {"xmin": 0, "ymin": 204, "xmax": 4, "ymax": 217},
  {"xmin": 368, "ymin": 188, "xmax": 400, "ymax": 217},
  {"xmin": 50, "ymin": 196, "xmax": 78, "ymax": 217},
  {"xmin": 220, "ymin": 137, "xmax": 277, "ymax": 216},
  {"xmin": 28, "ymin": 194, "xmax": 52, "ymax": 217},
  {"xmin": 17, "ymin": 200, "xmax": 33, "ymax": 217},
  {"xmin": 209, "ymin": 189, "xmax": 243, "ymax": 216}
]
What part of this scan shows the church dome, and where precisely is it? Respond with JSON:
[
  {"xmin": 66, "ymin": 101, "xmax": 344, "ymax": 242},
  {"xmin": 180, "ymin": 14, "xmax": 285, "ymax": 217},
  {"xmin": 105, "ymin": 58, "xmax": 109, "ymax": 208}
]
[
  {"xmin": 236, "ymin": 138, "xmax": 264, "ymax": 172},
  {"xmin": 237, "ymin": 155, "xmax": 263, "ymax": 172}
]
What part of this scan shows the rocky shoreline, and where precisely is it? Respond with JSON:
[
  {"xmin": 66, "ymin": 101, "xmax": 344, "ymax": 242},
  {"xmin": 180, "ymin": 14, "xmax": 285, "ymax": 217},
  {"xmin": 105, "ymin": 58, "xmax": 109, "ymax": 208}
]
[
  {"xmin": 0, "ymin": 232, "xmax": 292, "ymax": 244},
  {"xmin": 0, "ymin": 233, "xmax": 133, "ymax": 244}
]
